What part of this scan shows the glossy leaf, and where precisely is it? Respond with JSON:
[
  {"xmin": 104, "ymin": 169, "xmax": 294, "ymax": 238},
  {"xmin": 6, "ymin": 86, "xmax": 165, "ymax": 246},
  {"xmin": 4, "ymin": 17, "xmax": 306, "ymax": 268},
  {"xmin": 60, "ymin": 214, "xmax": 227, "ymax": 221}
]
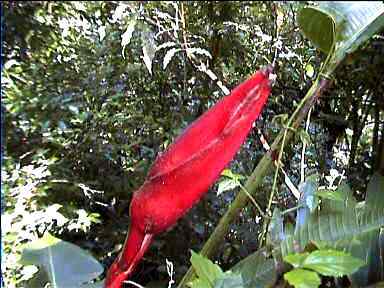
[
  {"xmin": 284, "ymin": 252, "xmax": 310, "ymax": 268},
  {"xmin": 302, "ymin": 250, "xmax": 365, "ymax": 277}
]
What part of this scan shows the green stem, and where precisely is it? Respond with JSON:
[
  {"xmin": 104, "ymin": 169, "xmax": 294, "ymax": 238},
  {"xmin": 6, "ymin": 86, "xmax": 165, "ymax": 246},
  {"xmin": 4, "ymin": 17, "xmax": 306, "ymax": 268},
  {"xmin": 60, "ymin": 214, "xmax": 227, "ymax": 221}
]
[
  {"xmin": 238, "ymin": 181, "xmax": 267, "ymax": 219},
  {"xmin": 281, "ymin": 204, "xmax": 305, "ymax": 216}
]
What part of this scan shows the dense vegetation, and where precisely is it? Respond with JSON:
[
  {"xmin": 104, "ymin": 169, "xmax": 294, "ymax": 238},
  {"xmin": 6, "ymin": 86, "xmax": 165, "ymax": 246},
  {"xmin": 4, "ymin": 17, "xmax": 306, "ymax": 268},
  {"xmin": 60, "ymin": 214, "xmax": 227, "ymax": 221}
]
[{"xmin": 2, "ymin": 2, "xmax": 383, "ymax": 287}]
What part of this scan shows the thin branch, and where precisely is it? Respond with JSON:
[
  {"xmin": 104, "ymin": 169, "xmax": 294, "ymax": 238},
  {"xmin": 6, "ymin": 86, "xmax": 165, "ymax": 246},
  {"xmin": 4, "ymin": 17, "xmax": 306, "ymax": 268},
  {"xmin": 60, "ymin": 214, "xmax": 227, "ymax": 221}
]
[{"xmin": 301, "ymin": 107, "xmax": 312, "ymax": 183}]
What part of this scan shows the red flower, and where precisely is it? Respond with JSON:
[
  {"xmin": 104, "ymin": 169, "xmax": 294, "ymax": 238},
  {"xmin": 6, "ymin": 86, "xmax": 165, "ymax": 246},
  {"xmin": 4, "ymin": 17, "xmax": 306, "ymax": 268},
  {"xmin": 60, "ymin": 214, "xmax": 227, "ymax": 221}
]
[{"xmin": 105, "ymin": 67, "xmax": 272, "ymax": 287}]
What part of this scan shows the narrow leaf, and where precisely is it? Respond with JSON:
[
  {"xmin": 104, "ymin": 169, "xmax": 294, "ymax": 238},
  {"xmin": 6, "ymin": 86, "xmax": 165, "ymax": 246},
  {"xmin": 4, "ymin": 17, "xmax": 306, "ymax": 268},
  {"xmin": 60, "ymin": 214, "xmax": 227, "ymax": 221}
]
[
  {"xmin": 163, "ymin": 48, "xmax": 180, "ymax": 70},
  {"xmin": 141, "ymin": 32, "xmax": 156, "ymax": 75},
  {"xmin": 186, "ymin": 47, "xmax": 212, "ymax": 59},
  {"xmin": 156, "ymin": 41, "xmax": 177, "ymax": 52},
  {"xmin": 121, "ymin": 19, "xmax": 137, "ymax": 59}
]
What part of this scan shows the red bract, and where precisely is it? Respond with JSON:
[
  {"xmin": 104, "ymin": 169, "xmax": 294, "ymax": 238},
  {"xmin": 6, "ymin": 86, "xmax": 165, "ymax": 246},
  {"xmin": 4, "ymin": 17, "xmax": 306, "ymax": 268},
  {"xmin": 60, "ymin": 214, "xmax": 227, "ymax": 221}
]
[{"xmin": 105, "ymin": 67, "xmax": 272, "ymax": 288}]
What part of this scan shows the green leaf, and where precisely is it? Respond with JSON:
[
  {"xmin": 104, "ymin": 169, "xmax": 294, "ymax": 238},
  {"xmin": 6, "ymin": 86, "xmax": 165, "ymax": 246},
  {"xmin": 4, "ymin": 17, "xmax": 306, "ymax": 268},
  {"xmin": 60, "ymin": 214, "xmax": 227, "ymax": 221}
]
[
  {"xmin": 190, "ymin": 250, "xmax": 224, "ymax": 287},
  {"xmin": 298, "ymin": 1, "xmax": 384, "ymax": 75},
  {"xmin": 272, "ymin": 113, "xmax": 288, "ymax": 126},
  {"xmin": 299, "ymin": 2, "xmax": 384, "ymax": 55},
  {"xmin": 305, "ymin": 63, "xmax": 315, "ymax": 78},
  {"xmin": 298, "ymin": 129, "xmax": 312, "ymax": 146},
  {"xmin": 348, "ymin": 230, "xmax": 384, "ymax": 286},
  {"xmin": 231, "ymin": 249, "xmax": 277, "ymax": 288},
  {"xmin": 284, "ymin": 252, "xmax": 310, "ymax": 268},
  {"xmin": 221, "ymin": 169, "xmax": 245, "ymax": 181},
  {"xmin": 214, "ymin": 272, "xmax": 244, "ymax": 288},
  {"xmin": 302, "ymin": 250, "xmax": 365, "ymax": 277},
  {"xmin": 284, "ymin": 268, "xmax": 321, "ymax": 288},
  {"xmin": 298, "ymin": 5, "xmax": 336, "ymax": 54},
  {"xmin": 217, "ymin": 178, "xmax": 240, "ymax": 196},
  {"xmin": 316, "ymin": 189, "xmax": 344, "ymax": 201},
  {"xmin": 280, "ymin": 176, "xmax": 384, "ymax": 287},
  {"xmin": 365, "ymin": 173, "xmax": 384, "ymax": 209},
  {"xmin": 19, "ymin": 233, "xmax": 103, "ymax": 288},
  {"xmin": 267, "ymin": 208, "xmax": 285, "ymax": 246},
  {"xmin": 217, "ymin": 169, "xmax": 245, "ymax": 195},
  {"xmin": 296, "ymin": 175, "xmax": 319, "ymax": 231},
  {"xmin": 188, "ymin": 278, "xmax": 211, "ymax": 288}
]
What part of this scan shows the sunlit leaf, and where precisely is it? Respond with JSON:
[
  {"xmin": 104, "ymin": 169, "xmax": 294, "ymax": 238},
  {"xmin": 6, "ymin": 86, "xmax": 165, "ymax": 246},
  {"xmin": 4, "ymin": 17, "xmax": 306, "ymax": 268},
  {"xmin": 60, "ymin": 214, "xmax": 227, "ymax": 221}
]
[
  {"xmin": 163, "ymin": 48, "xmax": 180, "ymax": 70},
  {"xmin": 141, "ymin": 31, "xmax": 156, "ymax": 75},
  {"xmin": 284, "ymin": 252, "xmax": 310, "ymax": 268},
  {"xmin": 217, "ymin": 178, "xmax": 240, "ymax": 196},
  {"xmin": 284, "ymin": 268, "xmax": 321, "ymax": 288},
  {"xmin": 305, "ymin": 63, "xmax": 314, "ymax": 78},
  {"xmin": 190, "ymin": 250, "xmax": 223, "ymax": 287},
  {"xmin": 221, "ymin": 169, "xmax": 245, "ymax": 181},
  {"xmin": 156, "ymin": 41, "xmax": 177, "ymax": 52},
  {"xmin": 186, "ymin": 48, "xmax": 212, "ymax": 59},
  {"xmin": 302, "ymin": 250, "xmax": 365, "ymax": 277},
  {"xmin": 188, "ymin": 278, "xmax": 211, "ymax": 288},
  {"xmin": 122, "ymin": 19, "xmax": 137, "ymax": 58}
]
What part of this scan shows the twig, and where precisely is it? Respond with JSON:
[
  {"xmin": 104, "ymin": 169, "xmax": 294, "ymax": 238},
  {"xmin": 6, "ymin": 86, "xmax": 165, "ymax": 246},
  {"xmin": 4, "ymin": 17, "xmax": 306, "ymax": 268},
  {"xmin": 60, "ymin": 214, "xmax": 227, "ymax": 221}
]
[{"xmin": 300, "ymin": 107, "xmax": 312, "ymax": 183}]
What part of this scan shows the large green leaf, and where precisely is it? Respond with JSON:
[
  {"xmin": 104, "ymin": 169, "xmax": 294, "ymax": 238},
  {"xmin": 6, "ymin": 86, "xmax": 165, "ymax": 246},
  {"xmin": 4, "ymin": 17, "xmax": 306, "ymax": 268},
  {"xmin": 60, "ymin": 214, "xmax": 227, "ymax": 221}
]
[
  {"xmin": 19, "ymin": 233, "xmax": 104, "ymax": 288},
  {"xmin": 300, "ymin": 250, "xmax": 365, "ymax": 277},
  {"xmin": 229, "ymin": 249, "xmax": 277, "ymax": 288},
  {"xmin": 295, "ymin": 175, "xmax": 319, "ymax": 233},
  {"xmin": 190, "ymin": 250, "xmax": 224, "ymax": 287},
  {"xmin": 348, "ymin": 229, "xmax": 384, "ymax": 286},
  {"xmin": 284, "ymin": 268, "xmax": 321, "ymax": 288},
  {"xmin": 298, "ymin": 2, "xmax": 384, "ymax": 54},
  {"xmin": 214, "ymin": 272, "xmax": 244, "ymax": 288},
  {"xmin": 298, "ymin": 1, "xmax": 384, "ymax": 74},
  {"xmin": 280, "ymin": 174, "xmax": 384, "ymax": 285}
]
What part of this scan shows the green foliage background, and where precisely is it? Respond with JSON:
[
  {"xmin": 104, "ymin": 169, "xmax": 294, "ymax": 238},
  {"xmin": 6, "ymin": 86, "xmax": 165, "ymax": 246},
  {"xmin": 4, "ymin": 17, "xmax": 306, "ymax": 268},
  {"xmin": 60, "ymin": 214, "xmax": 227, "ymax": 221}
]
[{"xmin": 2, "ymin": 1, "xmax": 383, "ymax": 287}]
